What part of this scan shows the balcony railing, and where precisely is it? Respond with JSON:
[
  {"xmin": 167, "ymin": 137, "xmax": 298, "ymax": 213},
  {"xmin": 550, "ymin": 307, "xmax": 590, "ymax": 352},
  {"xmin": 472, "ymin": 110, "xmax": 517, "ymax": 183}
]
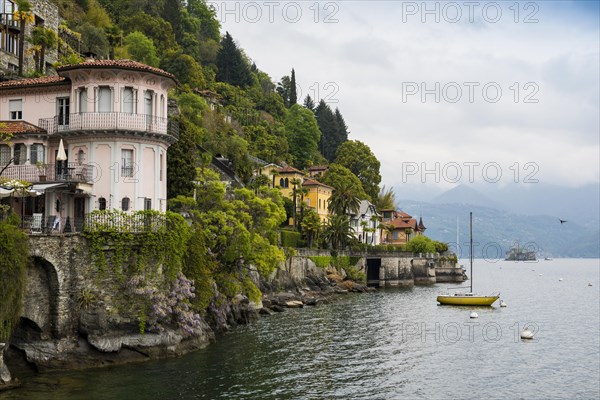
[
  {"xmin": 38, "ymin": 113, "xmax": 179, "ymax": 139},
  {"xmin": 1, "ymin": 162, "xmax": 94, "ymax": 184}
]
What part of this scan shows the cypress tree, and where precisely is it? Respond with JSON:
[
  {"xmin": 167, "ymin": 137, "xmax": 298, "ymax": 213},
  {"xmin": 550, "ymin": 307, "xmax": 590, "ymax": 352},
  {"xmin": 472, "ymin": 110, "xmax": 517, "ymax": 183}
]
[
  {"xmin": 303, "ymin": 94, "xmax": 315, "ymax": 112},
  {"xmin": 289, "ymin": 68, "xmax": 297, "ymax": 106},
  {"xmin": 315, "ymin": 100, "xmax": 339, "ymax": 161},
  {"xmin": 216, "ymin": 32, "xmax": 252, "ymax": 87}
]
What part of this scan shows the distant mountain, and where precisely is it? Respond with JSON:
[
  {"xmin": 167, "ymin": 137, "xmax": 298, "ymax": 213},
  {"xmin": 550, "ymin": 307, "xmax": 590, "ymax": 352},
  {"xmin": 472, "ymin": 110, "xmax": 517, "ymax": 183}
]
[
  {"xmin": 478, "ymin": 183, "xmax": 600, "ymax": 231},
  {"xmin": 399, "ymin": 200, "xmax": 600, "ymax": 258},
  {"xmin": 432, "ymin": 185, "xmax": 501, "ymax": 209},
  {"xmin": 396, "ymin": 183, "xmax": 600, "ymax": 232}
]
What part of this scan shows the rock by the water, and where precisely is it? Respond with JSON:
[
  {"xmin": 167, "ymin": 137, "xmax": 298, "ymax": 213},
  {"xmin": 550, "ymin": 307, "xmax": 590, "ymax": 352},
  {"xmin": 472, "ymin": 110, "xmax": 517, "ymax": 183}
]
[
  {"xmin": 271, "ymin": 305, "xmax": 285, "ymax": 312},
  {"xmin": 259, "ymin": 307, "xmax": 274, "ymax": 316},
  {"xmin": 285, "ymin": 300, "xmax": 304, "ymax": 308}
]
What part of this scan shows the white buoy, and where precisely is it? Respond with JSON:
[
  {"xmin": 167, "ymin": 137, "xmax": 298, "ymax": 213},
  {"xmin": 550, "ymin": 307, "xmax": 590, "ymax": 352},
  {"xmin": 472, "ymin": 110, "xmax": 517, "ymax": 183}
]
[
  {"xmin": 521, "ymin": 327, "xmax": 534, "ymax": 340},
  {"xmin": 470, "ymin": 311, "xmax": 478, "ymax": 319},
  {"xmin": 500, "ymin": 300, "xmax": 507, "ymax": 307},
  {"xmin": 559, "ymin": 278, "xmax": 563, "ymax": 281}
]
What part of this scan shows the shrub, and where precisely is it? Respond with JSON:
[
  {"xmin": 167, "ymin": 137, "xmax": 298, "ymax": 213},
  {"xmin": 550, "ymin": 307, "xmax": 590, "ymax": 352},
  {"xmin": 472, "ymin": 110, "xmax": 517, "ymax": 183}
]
[{"xmin": 281, "ymin": 229, "xmax": 301, "ymax": 248}]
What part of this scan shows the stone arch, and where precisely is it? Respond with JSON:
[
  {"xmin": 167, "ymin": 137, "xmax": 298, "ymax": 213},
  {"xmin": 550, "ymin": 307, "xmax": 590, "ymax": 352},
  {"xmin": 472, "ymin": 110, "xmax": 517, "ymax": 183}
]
[{"xmin": 19, "ymin": 257, "xmax": 60, "ymax": 340}]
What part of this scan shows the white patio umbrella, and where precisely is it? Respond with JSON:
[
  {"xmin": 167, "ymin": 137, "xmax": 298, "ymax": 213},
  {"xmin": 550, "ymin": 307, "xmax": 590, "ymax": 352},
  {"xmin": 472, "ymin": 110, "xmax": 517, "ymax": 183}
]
[{"xmin": 57, "ymin": 139, "xmax": 67, "ymax": 161}]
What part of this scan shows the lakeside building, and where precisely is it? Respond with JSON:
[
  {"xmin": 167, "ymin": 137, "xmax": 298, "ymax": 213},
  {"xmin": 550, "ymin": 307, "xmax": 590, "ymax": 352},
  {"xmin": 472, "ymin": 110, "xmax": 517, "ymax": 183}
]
[
  {"xmin": 0, "ymin": 59, "xmax": 178, "ymax": 232},
  {"xmin": 269, "ymin": 165, "xmax": 333, "ymax": 224},
  {"xmin": 349, "ymin": 199, "xmax": 381, "ymax": 245},
  {"xmin": 0, "ymin": 0, "xmax": 59, "ymax": 78},
  {"xmin": 380, "ymin": 209, "xmax": 426, "ymax": 245}
]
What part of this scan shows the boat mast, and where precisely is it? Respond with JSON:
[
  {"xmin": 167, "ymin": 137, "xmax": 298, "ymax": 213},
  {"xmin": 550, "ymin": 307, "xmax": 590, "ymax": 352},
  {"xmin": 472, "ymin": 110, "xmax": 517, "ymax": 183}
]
[{"xmin": 470, "ymin": 211, "xmax": 473, "ymax": 293}]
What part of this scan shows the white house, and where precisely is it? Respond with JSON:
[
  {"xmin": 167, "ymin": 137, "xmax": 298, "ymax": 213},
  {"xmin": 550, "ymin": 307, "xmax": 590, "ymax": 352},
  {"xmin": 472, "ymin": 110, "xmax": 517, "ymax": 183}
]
[
  {"xmin": 349, "ymin": 200, "xmax": 380, "ymax": 245},
  {"xmin": 0, "ymin": 59, "xmax": 178, "ymax": 232}
]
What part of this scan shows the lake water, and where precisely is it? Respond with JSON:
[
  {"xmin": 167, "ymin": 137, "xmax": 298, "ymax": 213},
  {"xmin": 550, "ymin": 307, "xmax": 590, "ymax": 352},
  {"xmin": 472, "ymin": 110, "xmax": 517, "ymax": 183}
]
[{"xmin": 3, "ymin": 258, "xmax": 599, "ymax": 400}]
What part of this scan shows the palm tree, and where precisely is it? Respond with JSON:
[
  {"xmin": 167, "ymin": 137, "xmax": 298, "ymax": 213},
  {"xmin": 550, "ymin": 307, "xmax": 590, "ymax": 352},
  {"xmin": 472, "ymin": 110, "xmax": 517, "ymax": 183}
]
[
  {"xmin": 30, "ymin": 26, "xmax": 57, "ymax": 73},
  {"xmin": 373, "ymin": 185, "xmax": 396, "ymax": 211},
  {"xmin": 14, "ymin": 0, "xmax": 34, "ymax": 76},
  {"xmin": 328, "ymin": 181, "xmax": 361, "ymax": 216},
  {"xmin": 290, "ymin": 178, "xmax": 302, "ymax": 229},
  {"xmin": 301, "ymin": 208, "xmax": 321, "ymax": 248},
  {"xmin": 324, "ymin": 215, "xmax": 354, "ymax": 250}
]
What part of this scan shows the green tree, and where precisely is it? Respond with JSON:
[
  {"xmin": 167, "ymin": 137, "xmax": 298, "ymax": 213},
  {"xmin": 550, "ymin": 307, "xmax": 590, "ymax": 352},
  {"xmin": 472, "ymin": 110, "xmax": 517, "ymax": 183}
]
[
  {"xmin": 289, "ymin": 68, "xmax": 297, "ymax": 106},
  {"xmin": 321, "ymin": 163, "xmax": 369, "ymax": 201},
  {"xmin": 314, "ymin": 100, "xmax": 339, "ymax": 161},
  {"xmin": 0, "ymin": 219, "xmax": 29, "ymax": 342},
  {"xmin": 284, "ymin": 104, "xmax": 321, "ymax": 169},
  {"xmin": 301, "ymin": 208, "xmax": 321, "ymax": 248},
  {"xmin": 122, "ymin": 12, "xmax": 179, "ymax": 56},
  {"xmin": 328, "ymin": 180, "xmax": 361, "ymax": 216},
  {"xmin": 405, "ymin": 235, "xmax": 436, "ymax": 254},
  {"xmin": 335, "ymin": 140, "xmax": 382, "ymax": 201},
  {"xmin": 14, "ymin": 0, "xmax": 33, "ymax": 75},
  {"xmin": 30, "ymin": 26, "xmax": 58, "ymax": 73},
  {"xmin": 303, "ymin": 94, "xmax": 315, "ymax": 112},
  {"xmin": 216, "ymin": 32, "xmax": 252, "ymax": 88},
  {"xmin": 123, "ymin": 31, "xmax": 159, "ymax": 67},
  {"xmin": 276, "ymin": 74, "xmax": 292, "ymax": 108},
  {"xmin": 324, "ymin": 215, "xmax": 354, "ymax": 250},
  {"xmin": 167, "ymin": 116, "xmax": 201, "ymax": 199},
  {"xmin": 161, "ymin": 52, "xmax": 206, "ymax": 89},
  {"xmin": 373, "ymin": 185, "xmax": 396, "ymax": 211},
  {"xmin": 78, "ymin": 22, "xmax": 110, "ymax": 58}
]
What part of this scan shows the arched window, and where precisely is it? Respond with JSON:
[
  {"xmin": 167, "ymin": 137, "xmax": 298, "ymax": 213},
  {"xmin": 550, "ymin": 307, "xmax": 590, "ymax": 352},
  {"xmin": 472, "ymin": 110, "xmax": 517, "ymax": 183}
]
[
  {"xmin": 284, "ymin": 178, "xmax": 289, "ymax": 188},
  {"xmin": 77, "ymin": 149, "xmax": 85, "ymax": 165},
  {"xmin": 121, "ymin": 197, "xmax": 130, "ymax": 211},
  {"xmin": 98, "ymin": 197, "xmax": 106, "ymax": 210},
  {"xmin": 279, "ymin": 178, "xmax": 284, "ymax": 187}
]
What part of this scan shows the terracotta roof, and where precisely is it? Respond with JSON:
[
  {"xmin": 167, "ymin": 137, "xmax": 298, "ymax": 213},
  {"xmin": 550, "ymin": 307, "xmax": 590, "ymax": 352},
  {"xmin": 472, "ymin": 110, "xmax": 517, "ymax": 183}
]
[
  {"xmin": 57, "ymin": 59, "xmax": 177, "ymax": 82},
  {"xmin": 397, "ymin": 211, "xmax": 412, "ymax": 218},
  {"xmin": 0, "ymin": 75, "xmax": 68, "ymax": 89},
  {"xmin": 0, "ymin": 121, "xmax": 46, "ymax": 134},
  {"xmin": 308, "ymin": 165, "xmax": 328, "ymax": 171},
  {"xmin": 302, "ymin": 178, "xmax": 333, "ymax": 189},
  {"xmin": 389, "ymin": 218, "xmax": 418, "ymax": 230},
  {"xmin": 278, "ymin": 166, "xmax": 303, "ymax": 174}
]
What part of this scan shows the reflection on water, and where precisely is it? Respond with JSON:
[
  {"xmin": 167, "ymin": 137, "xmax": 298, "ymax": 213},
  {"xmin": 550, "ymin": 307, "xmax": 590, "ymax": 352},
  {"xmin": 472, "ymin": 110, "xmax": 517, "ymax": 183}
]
[{"xmin": 4, "ymin": 259, "xmax": 599, "ymax": 400}]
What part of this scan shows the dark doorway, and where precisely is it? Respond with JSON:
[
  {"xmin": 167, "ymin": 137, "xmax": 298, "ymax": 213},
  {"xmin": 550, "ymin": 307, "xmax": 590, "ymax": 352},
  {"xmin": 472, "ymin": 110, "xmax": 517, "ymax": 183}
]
[
  {"xmin": 366, "ymin": 258, "xmax": 381, "ymax": 286},
  {"xmin": 74, "ymin": 197, "xmax": 85, "ymax": 232}
]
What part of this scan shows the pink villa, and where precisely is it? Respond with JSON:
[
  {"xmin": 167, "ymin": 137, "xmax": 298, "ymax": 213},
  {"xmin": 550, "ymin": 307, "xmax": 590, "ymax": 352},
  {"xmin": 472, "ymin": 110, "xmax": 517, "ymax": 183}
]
[{"xmin": 0, "ymin": 60, "xmax": 178, "ymax": 232}]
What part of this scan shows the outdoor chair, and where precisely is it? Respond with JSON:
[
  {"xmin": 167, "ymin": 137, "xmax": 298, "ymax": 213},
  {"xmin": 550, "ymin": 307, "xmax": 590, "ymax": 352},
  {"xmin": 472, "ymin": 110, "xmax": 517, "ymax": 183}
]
[{"xmin": 31, "ymin": 213, "xmax": 43, "ymax": 234}]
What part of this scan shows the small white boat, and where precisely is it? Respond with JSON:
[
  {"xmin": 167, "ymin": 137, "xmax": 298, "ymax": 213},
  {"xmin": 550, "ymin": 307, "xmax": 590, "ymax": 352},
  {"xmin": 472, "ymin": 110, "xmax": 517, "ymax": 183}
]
[
  {"xmin": 544, "ymin": 257, "xmax": 553, "ymax": 261},
  {"xmin": 521, "ymin": 327, "xmax": 534, "ymax": 340}
]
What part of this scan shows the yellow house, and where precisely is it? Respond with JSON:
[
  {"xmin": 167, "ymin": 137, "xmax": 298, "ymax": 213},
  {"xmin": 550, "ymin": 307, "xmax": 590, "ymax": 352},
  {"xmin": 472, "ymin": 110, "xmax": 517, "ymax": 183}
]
[
  {"xmin": 302, "ymin": 178, "xmax": 333, "ymax": 223},
  {"xmin": 273, "ymin": 166, "xmax": 305, "ymax": 198}
]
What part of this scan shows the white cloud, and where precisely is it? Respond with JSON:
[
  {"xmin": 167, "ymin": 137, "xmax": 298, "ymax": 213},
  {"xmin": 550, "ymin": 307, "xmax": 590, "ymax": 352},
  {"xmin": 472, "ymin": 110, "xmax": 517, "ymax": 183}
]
[{"xmin": 218, "ymin": 1, "xmax": 599, "ymax": 190}]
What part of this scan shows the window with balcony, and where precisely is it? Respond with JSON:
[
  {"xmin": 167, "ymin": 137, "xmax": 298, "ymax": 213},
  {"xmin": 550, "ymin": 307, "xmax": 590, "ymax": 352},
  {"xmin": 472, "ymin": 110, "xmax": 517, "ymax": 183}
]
[
  {"xmin": 0, "ymin": 144, "xmax": 10, "ymax": 165},
  {"xmin": 121, "ymin": 149, "xmax": 134, "ymax": 177},
  {"xmin": 121, "ymin": 197, "xmax": 130, "ymax": 212},
  {"xmin": 57, "ymin": 97, "xmax": 70, "ymax": 126},
  {"xmin": 98, "ymin": 197, "xmax": 106, "ymax": 211},
  {"xmin": 144, "ymin": 90, "xmax": 153, "ymax": 116},
  {"xmin": 98, "ymin": 86, "xmax": 112, "ymax": 112},
  {"xmin": 9, "ymin": 99, "xmax": 22, "ymax": 120},
  {"xmin": 30, "ymin": 144, "xmax": 45, "ymax": 164},
  {"xmin": 13, "ymin": 143, "xmax": 26, "ymax": 165},
  {"xmin": 122, "ymin": 87, "xmax": 137, "ymax": 114},
  {"xmin": 79, "ymin": 88, "xmax": 88, "ymax": 113}
]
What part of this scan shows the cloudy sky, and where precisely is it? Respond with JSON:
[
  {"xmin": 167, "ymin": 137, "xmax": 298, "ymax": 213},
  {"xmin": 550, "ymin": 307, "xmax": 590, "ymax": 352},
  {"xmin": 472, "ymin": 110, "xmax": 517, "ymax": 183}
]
[{"xmin": 214, "ymin": 1, "xmax": 599, "ymax": 194}]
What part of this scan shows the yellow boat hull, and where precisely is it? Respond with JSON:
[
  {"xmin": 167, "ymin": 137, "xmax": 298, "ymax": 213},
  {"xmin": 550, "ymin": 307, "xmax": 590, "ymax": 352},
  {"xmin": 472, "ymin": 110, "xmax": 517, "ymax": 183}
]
[{"xmin": 437, "ymin": 295, "xmax": 499, "ymax": 306}]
